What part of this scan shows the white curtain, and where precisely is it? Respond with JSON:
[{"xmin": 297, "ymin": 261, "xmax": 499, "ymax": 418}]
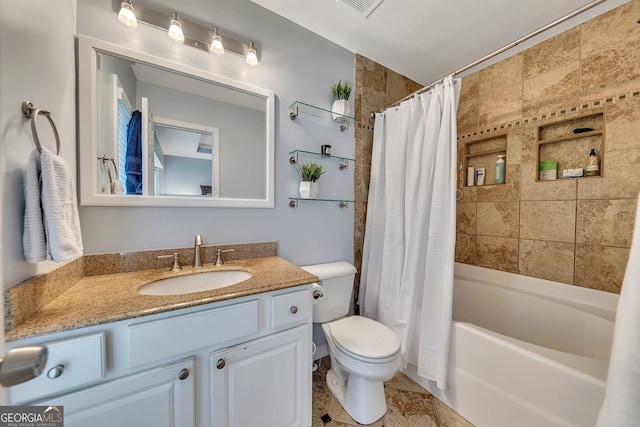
[{"xmin": 360, "ymin": 75, "xmax": 460, "ymax": 390}]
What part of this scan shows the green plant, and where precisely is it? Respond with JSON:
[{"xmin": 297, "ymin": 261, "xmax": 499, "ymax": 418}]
[
  {"xmin": 299, "ymin": 161, "xmax": 326, "ymax": 182},
  {"xmin": 331, "ymin": 79, "xmax": 352, "ymax": 101}
]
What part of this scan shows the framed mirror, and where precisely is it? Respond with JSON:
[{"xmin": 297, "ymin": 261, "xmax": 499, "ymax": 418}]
[{"xmin": 78, "ymin": 36, "xmax": 275, "ymax": 207}]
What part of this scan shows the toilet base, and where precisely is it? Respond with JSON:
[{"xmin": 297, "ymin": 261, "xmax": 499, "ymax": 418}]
[{"xmin": 326, "ymin": 368, "xmax": 387, "ymax": 425}]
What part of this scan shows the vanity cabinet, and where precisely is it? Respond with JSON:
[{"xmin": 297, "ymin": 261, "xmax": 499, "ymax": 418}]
[
  {"xmin": 211, "ymin": 325, "xmax": 309, "ymax": 427},
  {"xmin": 34, "ymin": 358, "xmax": 195, "ymax": 427},
  {"xmin": 7, "ymin": 285, "xmax": 313, "ymax": 427}
]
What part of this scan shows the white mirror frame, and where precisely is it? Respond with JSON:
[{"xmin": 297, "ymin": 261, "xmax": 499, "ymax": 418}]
[{"xmin": 78, "ymin": 35, "xmax": 275, "ymax": 208}]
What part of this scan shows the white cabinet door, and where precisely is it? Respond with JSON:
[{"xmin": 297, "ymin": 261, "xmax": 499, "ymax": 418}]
[
  {"xmin": 34, "ymin": 358, "xmax": 195, "ymax": 427},
  {"xmin": 210, "ymin": 325, "xmax": 311, "ymax": 427}
]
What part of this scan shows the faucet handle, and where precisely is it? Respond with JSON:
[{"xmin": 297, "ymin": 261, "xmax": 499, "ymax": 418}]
[
  {"xmin": 157, "ymin": 252, "xmax": 182, "ymax": 272},
  {"xmin": 215, "ymin": 248, "xmax": 235, "ymax": 266}
]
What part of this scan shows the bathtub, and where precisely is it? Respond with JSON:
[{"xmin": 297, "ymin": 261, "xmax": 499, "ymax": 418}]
[{"xmin": 404, "ymin": 263, "xmax": 619, "ymax": 427}]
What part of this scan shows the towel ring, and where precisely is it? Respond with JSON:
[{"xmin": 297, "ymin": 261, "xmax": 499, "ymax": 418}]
[
  {"xmin": 21, "ymin": 101, "xmax": 61, "ymax": 156},
  {"xmin": 98, "ymin": 155, "xmax": 118, "ymax": 182}
]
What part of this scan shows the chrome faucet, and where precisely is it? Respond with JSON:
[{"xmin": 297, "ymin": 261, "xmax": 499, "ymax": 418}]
[{"xmin": 193, "ymin": 234, "xmax": 203, "ymax": 268}]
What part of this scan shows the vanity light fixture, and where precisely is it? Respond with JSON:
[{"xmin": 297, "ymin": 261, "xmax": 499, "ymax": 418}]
[
  {"xmin": 246, "ymin": 41, "xmax": 258, "ymax": 66},
  {"xmin": 167, "ymin": 12, "xmax": 185, "ymax": 43},
  {"xmin": 117, "ymin": 0, "xmax": 137, "ymax": 28},
  {"xmin": 114, "ymin": 3, "xmax": 260, "ymax": 66},
  {"xmin": 210, "ymin": 28, "xmax": 224, "ymax": 55}
]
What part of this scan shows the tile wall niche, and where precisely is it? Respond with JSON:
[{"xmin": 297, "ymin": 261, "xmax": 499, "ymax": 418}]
[
  {"xmin": 353, "ymin": 54, "xmax": 422, "ymax": 306},
  {"xmin": 455, "ymin": 0, "xmax": 640, "ymax": 293}
]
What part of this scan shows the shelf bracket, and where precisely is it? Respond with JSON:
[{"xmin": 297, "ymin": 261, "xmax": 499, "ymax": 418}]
[
  {"xmin": 289, "ymin": 199, "xmax": 298, "ymax": 208},
  {"xmin": 337, "ymin": 118, "xmax": 348, "ymax": 133},
  {"xmin": 339, "ymin": 201, "xmax": 348, "ymax": 209},
  {"xmin": 339, "ymin": 160, "xmax": 349, "ymax": 170},
  {"xmin": 289, "ymin": 104, "xmax": 299, "ymax": 120},
  {"xmin": 289, "ymin": 151, "xmax": 299, "ymax": 164}
]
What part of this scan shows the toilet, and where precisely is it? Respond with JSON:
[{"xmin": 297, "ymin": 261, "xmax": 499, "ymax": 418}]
[{"xmin": 301, "ymin": 261, "xmax": 401, "ymax": 425}]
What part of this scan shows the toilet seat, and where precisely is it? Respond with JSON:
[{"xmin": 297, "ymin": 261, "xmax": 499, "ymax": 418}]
[{"xmin": 327, "ymin": 316, "xmax": 400, "ymax": 363}]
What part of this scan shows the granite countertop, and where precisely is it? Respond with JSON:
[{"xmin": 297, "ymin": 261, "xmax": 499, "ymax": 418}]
[{"xmin": 6, "ymin": 256, "xmax": 318, "ymax": 342}]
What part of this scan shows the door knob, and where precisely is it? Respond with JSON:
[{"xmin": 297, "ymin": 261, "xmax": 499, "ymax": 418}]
[
  {"xmin": 46, "ymin": 364, "xmax": 64, "ymax": 379},
  {"xmin": 178, "ymin": 368, "xmax": 189, "ymax": 380}
]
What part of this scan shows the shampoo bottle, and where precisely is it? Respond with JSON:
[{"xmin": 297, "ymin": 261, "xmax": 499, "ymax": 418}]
[
  {"xmin": 495, "ymin": 155, "xmax": 506, "ymax": 184},
  {"xmin": 585, "ymin": 148, "xmax": 600, "ymax": 176}
]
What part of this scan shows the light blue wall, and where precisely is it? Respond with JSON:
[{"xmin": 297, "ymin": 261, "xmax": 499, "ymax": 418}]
[
  {"xmin": 1, "ymin": 0, "xmax": 77, "ymax": 289},
  {"xmin": 77, "ymin": 0, "xmax": 355, "ymax": 266}
]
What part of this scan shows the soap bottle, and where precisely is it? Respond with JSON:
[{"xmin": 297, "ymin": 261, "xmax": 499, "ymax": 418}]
[
  {"xmin": 495, "ymin": 155, "xmax": 506, "ymax": 184},
  {"xmin": 585, "ymin": 148, "xmax": 600, "ymax": 176}
]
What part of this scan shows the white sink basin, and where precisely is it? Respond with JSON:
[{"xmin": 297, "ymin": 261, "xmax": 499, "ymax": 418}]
[{"xmin": 138, "ymin": 270, "xmax": 252, "ymax": 296}]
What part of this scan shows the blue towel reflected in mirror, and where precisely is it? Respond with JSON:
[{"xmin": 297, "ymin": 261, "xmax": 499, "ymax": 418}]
[{"xmin": 125, "ymin": 110, "xmax": 142, "ymax": 194}]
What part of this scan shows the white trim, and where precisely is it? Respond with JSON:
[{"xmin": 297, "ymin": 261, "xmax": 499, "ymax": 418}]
[{"xmin": 78, "ymin": 35, "xmax": 275, "ymax": 208}]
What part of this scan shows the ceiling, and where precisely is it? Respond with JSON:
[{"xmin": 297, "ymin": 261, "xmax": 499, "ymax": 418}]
[
  {"xmin": 249, "ymin": 0, "xmax": 628, "ymax": 85},
  {"xmin": 154, "ymin": 125, "xmax": 212, "ymax": 160}
]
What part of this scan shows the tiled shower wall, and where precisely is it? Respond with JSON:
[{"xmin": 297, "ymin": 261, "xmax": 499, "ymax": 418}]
[
  {"xmin": 353, "ymin": 55, "xmax": 422, "ymax": 304},
  {"xmin": 354, "ymin": 0, "xmax": 640, "ymax": 297},
  {"xmin": 455, "ymin": 0, "xmax": 640, "ymax": 293}
]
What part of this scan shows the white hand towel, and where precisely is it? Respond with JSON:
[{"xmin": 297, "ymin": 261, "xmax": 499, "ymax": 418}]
[
  {"xmin": 23, "ymin": 149, "xmax": 48, "ymax": 262},
  {"xmin": 597, "ymin": 192, "xmax": 640, "ymax": 427},
  {"xmin": 39, "ymin": 148, "xmax": 83, "ymax": 262}
]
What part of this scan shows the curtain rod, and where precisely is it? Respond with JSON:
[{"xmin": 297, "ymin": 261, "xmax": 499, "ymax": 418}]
[{"xmin": 374, "ymin": 0, "xmax": 608, "ymax": 116}]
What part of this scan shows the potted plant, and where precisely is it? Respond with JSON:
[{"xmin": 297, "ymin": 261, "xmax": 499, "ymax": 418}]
[
  {"xmin": 331, "ymin": 79, "xmax": 352, "ymax": 121},
  {"xmin": 298, "ymin": 161, "xmax": 326, "ymax": 199}
]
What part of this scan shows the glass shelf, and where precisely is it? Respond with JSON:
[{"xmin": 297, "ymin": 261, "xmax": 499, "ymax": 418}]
[
  {"xmin": 289, "ymin": 150, "xmax": 354, "ymax": 170},
  {"xmin": 288, "ymin": 197, "xmax": 354, "ymax": 208},
  {"xmin": 289, "ymin": 101, "xmax": 355, "ymax": 132}
]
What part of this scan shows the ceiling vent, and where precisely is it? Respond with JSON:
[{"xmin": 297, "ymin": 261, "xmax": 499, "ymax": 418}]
[{"xmin": 341, "ymin": 0, "xmax": 384, "ymax": 17}]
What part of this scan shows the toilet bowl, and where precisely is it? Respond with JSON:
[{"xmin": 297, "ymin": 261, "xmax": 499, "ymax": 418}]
[
  {"xmin": 322, "ymin": 316, "xmax": 401, "ymax": 424},
  {"xmin": 300, "ymin": 261, "xmax": 401, "ymax": 425}
]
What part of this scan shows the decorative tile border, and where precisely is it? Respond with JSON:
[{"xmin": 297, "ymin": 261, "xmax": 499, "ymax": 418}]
[
  {"xmin": 358, "ymin": 89, "xmax": 640, "ymax": 136},
  {"xmin": 458, "ymin": 88, "xmax": 640, "ymax": 140}
]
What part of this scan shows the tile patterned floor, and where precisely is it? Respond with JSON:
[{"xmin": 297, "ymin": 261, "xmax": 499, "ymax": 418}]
[{"xmin": 312, "ymin": 357, "xmax": 474, "ymax": 427}]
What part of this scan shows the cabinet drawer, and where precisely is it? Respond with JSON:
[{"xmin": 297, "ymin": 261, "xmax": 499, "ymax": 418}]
[
  {"xmin": 9, "ymin": 333, "xmax": 105, "ymax": 404},
  {"xmin": 128, "ymin": 299, "xmax": 259, "ymax": 367},
  {"xmin": 271, "ymin": 289, "xmax": 311, "ymax": 329}
]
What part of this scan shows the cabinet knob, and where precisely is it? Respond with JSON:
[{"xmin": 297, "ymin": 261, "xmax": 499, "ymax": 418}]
[
  {"xmin": 216, "ymin": 359, "xmax": 226, "ymax": 369},
  {"xmin": 47, "ymin": 364, "xmax": 64, "ymax": 379},
  {"xmin": 178, "ymin": 368, "xmax": 189, "ymax": 380},
  {"xmin": 290, "ymin": 306, "xmax": 298, "ymax": 314}
]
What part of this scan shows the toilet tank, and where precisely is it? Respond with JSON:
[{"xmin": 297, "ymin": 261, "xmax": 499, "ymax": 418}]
[{"xmin": 300, "ymin": 261, "xmax": 357, "ymax": 323}]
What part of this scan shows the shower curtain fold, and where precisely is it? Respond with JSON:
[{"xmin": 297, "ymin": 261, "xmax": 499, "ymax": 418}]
[{"xmin": 360, "ymin": 75, "xmax": 460, "ymax": 390}]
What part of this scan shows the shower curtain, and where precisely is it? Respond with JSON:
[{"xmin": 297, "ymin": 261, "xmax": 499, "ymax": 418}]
[{"xmin": 359, "ymin": 75, "xmax": 460, "ymax": 390}]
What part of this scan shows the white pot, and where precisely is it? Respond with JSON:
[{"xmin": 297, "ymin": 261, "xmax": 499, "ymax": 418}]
[
  {"xmin": 331, "ymin": 99, "xmax": 350, "ymax": 121},
  {"xmin": 299, "ymin": 181, "xmax": 319, "ymax": 199}
]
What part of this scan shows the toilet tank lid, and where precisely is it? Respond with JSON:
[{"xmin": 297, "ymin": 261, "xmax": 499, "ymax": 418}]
[{"xmin": 299, "ymin": 261, "xmax": 356, "ymax": 280}]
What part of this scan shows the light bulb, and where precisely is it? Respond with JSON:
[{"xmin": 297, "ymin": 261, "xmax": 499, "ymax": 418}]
[
  {"xmin": 118, "ymin": 1, "xmax": 137, "ymax": 28},
  {"xmin": 168, "ymin": 13, "xmax": 184, "ymax": 43},
  {"xmin": 246, "ymin": 41, "xmax": 258, "ymax": 66},
  {"xmin": 210, "ymin": 28, "xmax": 224, "ymax": 55}
]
